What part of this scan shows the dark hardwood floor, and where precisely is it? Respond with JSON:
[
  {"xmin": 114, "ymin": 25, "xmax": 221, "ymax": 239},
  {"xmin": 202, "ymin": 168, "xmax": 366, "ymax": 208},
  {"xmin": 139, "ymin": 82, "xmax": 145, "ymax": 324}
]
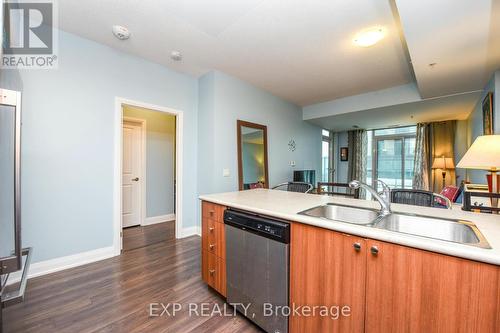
[
  {"xmin": 122, "ymin": 221, "xmax": 175, "ymax": 251},
  {"xmin": 3, "ymin": 234, "xmax": 262, "ymax": 333}
]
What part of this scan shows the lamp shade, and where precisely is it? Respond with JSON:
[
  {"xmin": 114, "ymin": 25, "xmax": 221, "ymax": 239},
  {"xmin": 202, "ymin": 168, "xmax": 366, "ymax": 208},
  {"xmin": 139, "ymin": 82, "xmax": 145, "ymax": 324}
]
[
  {"xmin": 457, "ymin": 135, "xmax": 500, "ymax": 171},
  {"xmin": 432, "ymin": 156, "xmax": 455, "ymax": 170}
]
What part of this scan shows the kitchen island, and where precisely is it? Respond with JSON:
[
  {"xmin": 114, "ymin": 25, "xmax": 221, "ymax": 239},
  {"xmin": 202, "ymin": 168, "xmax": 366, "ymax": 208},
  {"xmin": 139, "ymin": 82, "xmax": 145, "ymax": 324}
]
[{"xmin": 199, "ymin": 189, "xmax": 500, "ymax": 333}]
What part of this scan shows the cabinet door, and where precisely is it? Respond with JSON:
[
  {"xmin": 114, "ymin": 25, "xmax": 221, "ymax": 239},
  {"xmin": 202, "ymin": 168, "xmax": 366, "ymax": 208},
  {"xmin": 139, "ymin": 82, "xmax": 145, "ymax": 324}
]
[
  {"xmin": 290, "ymin": 223, "xmax": 366, "ymax": 333},
  {"xmin": 365, "ymin": 240, "xmax": 500, "ymax": 333}
]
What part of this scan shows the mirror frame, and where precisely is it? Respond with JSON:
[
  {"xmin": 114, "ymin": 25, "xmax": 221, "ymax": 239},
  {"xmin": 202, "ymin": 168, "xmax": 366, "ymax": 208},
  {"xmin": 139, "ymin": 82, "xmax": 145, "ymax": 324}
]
[{"xmin": 237, "ymin": 120, "xmax": 269, "ymax": 191}]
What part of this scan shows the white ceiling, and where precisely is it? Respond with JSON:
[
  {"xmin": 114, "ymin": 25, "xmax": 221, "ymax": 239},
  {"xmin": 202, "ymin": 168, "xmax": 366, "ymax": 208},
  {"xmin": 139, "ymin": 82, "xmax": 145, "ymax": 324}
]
[
  {"xmin": 58, "ymin": 0, "xmax": 413, "ymax": 106},
  {"xmin": 303, "ymin": 0, "xmax": 500, "ymax": 132},
  {"xmin": 395, "ymin": 0, "xmax": 500, "ymax": 98}
]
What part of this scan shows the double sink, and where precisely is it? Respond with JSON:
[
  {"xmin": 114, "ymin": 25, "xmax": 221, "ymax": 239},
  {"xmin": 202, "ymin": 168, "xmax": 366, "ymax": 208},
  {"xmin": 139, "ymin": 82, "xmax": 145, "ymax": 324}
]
[{"xmin": 299, "ymin": 203, "xmax": 491, "ymax": 249}]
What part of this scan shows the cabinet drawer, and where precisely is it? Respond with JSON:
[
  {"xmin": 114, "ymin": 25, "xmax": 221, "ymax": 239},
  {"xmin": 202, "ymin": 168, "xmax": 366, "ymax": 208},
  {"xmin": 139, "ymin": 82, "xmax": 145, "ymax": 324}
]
[
  {"xmin": 202, "ymin": 250, "xmax": 226, "ymax": 296},
  {"xmin": 204, "ymin": 250, "xmax": 218, "ymax": 289},
  {"xmin": 203, "ymin": 218, "xmax": 225, "ymax": 259},
  {"xmin": 202, "ymin": 201, "xmax": 224, "ymax": 222}
]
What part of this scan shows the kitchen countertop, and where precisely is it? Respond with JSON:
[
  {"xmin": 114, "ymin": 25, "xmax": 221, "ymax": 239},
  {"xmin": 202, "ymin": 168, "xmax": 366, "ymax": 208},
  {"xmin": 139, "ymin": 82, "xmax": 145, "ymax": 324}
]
[{"xmin": 199, "ymin": 189, "xmax": 500, "ymax": 266}]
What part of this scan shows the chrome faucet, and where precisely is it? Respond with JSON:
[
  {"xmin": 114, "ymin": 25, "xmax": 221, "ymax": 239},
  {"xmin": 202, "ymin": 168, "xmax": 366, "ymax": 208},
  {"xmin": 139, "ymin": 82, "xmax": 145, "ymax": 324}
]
[
  {"xmin": 375, "ymin": 179, "xmax": 391, "ymax": 204},
  {"xmin": 349, "ymin": 180, "xmax": 392, "ymax": 216}
]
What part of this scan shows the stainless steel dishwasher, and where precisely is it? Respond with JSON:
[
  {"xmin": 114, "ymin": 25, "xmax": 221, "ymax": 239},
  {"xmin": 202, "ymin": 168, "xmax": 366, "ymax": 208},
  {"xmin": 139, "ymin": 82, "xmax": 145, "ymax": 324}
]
[{"xmin": 224, "ymin": 209, "xmax": 290, "ymax": 333}]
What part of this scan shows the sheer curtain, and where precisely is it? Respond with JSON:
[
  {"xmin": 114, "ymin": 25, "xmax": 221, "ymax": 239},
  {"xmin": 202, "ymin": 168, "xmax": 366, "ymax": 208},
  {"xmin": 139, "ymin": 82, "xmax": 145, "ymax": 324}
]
[
  {"xmin": 348, "ymin": 129, "xmax": 367, "ymax": 197},
  {"xmin": 413, "ymin": 123, "xmax": 431, "ymax": 190}
]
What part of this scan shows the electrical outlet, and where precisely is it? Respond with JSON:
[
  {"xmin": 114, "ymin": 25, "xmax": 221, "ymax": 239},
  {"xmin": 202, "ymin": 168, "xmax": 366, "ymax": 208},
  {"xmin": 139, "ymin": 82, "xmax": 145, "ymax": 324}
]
[
  {"xmin": 290, "ymin": 161, "xmax": 296, "ymax": 167},
  {"xmin": 223, "ymin": 168, "xmax": 230, "ymax": 177}
]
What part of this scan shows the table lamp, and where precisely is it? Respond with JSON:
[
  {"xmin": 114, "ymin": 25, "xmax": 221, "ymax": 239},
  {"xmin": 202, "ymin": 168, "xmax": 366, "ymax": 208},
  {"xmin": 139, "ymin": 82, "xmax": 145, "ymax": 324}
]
[
  {"xmin": 432, "ymin": 156, "xmax": 455, "ymax": 189},
  {"xmin": 457, "ymin": 135, "xmax": 500, "ymax": 207}
]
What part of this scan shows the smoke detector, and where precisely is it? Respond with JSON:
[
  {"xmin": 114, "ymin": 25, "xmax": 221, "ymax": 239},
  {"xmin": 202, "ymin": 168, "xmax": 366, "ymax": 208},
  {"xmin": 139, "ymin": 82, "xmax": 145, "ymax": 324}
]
[
  {"xmin": 112, "ymin": 25, "xmax": 130, "ymax": 40},
  {"xmin": 170, "ymin": 50, "xmax": 182, "ymax": 61}
]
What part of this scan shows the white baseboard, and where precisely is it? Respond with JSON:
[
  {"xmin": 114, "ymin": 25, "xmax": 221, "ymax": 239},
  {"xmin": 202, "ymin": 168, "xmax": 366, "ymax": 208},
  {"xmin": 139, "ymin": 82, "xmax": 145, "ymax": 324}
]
[
  {"xmin": 6, "ymin": 222, "xmax": 197, "ymax": 285},
  {"xmin": 179, "ymin": 225, "xmax": 201, "ymax": 238},
  {"xmin": 6, "ymin": 246, "xmax": 117, "ymax": 285},
  {"xmin": 142, "ymin": 213, "xmax": 175, "ymax": 226}
]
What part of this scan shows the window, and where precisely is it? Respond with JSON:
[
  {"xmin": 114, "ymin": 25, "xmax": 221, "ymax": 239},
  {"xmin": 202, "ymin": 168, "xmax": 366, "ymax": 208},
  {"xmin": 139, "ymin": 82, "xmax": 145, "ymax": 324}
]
[
  {"xmin": 322, "ymin": 130, "xmax": 333, "ymax": 182},
  {"xmin": 370, "ymin": 126, "xmax": 416, "ymax": 191}
]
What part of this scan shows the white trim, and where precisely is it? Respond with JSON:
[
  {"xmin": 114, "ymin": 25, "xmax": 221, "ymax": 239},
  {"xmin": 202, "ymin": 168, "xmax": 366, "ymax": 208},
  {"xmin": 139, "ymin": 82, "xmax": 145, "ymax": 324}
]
[
  {"xmin": 122, "ymin": 116, "xmax": 147, "ymax": 227},
  {"xmin": 180, "ymin": 226, "xmax": 201, "ymax": 238},
  {"xmin": 114, "ymin": 97, "xmax": 184, "ymax": 255},
  {"xmin": 142, "ymin": 214, "xmax": 175, "ymax": 226},
  {"xmin": 6, "ymin": 246, "xmax": 116, "ymax": 285}
]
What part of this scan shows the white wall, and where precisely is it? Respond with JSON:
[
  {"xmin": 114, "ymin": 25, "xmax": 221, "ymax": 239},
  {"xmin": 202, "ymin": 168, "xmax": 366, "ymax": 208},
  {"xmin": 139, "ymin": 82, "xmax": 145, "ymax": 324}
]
[
  {"xmin": 1, "ymin": 30, "xmax": 199, "ymax": 263},
  {"xmin": 198, "ymin": 71, "xmax": 322, "ymax": 194},
  {"xmin": 123, "ymin": 107, "xmax": 176, "ymax": 218}
]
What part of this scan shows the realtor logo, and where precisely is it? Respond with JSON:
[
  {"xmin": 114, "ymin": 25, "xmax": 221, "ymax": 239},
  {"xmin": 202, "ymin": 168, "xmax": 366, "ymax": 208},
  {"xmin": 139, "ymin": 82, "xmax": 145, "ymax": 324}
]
[{"xmin": 2, "ymin": 0, "xmax": 58, "ymax": 68}]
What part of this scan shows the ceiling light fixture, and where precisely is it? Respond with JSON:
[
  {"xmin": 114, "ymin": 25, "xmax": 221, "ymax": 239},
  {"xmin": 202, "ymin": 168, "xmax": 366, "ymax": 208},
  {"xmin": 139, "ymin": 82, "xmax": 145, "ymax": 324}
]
[
  {"xmin": 112, "ymin": 25, "xmax": 130, "ymax": 40},
  {"xmin": 353, "ymin": 27, "xmax": 385, "ymax": 47}
]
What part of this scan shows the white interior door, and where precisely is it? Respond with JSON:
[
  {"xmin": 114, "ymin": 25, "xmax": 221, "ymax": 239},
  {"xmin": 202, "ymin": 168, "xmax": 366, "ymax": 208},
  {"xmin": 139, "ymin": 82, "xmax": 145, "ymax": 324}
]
[{"xmin": 122, "ymin": 121, "xmax": 142, "ymax": 228}]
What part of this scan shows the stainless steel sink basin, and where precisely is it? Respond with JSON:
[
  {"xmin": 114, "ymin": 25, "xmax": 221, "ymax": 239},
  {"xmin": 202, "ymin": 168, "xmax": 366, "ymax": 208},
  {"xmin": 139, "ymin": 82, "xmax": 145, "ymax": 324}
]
[
  {"xmin": 298, "ymin": 203, "xmax": 382, "ymax": 225},
  {"xmin": 298, "ymin": 203, "xmax": 491, "ymax": 249},
  {"xmin": 375, "ymin": 213, "xmax": 491, "ymax": 248}
]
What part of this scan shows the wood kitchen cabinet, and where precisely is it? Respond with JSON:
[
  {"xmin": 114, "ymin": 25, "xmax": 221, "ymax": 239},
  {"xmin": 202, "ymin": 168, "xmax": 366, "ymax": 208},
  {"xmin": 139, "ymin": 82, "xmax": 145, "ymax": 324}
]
[
  {"xmin": 201, "ymin": 201, "xmax": 226, "ymax": 296},
  {"xmin": 290, "ymin": 223, "xmax": 367, "ymax": 332},
  {"xmin": 290, "ymin": 223, "xmax": 500, "ymax": 333},
  {"xmin": 365, "ymin": 239, "xmax": 500, "ymax": 333}
]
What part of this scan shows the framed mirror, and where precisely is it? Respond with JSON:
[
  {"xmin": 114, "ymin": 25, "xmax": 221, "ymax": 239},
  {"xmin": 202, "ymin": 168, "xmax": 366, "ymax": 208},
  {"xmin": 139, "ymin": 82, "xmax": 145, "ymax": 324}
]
[{"xmin": 237, "ymin": 120, "xmax": 269, "ymax": 190}]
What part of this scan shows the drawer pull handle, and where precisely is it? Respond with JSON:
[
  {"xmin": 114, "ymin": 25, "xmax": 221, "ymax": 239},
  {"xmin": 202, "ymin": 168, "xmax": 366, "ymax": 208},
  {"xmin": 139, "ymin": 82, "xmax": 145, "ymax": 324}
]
[
  {"xmin": 209, "ymin": 269, "xmax": 215, "ymax": 275},
  {"xmin": 370, "ymin": 246, "xmax": 379, "ymax": 256},
  {"xmin": 209, "ymin": 210, "xmax": 215, "ymax": 216},
  {"xmin": 353, "ymin": 242, "xmax": 361, "ymax": 251},
  {"xmin": 209, "ymin": 244, "xmax": 215, "ymax": 250},
  {"xmin": 209, "ymin": 227, "xmax": 215, "ymax": 232}
]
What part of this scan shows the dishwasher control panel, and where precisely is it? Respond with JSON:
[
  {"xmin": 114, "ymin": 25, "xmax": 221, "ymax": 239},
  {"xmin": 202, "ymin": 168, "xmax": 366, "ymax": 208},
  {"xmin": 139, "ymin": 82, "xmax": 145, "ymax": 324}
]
[{"xmin": 224, "ymin": 209, "xmax": 290, "ymax": 243}]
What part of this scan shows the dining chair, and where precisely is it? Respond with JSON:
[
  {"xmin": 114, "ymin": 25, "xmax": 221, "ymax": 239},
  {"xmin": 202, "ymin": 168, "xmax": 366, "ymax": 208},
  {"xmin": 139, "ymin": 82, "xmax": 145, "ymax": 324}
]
[
  {"xmin": 390, "ymin": 189, "xmax": 452, "ymax": 209},
  {"xmin": 272, "ymin": 182, "xmax": 313, "ymax": 193}
]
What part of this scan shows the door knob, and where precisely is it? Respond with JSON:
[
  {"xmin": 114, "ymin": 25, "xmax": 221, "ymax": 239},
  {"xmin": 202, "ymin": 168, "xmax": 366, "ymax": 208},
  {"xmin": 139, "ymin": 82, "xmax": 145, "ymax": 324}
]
[
  {"xmin": 353, "ymin": 242, "xmax": 361, "ymax": 251},
  {"xmin": 132, "ymin": 177, "xmax": 139, "ymax": 181},
  {"xmin": 370, "ymin": 246, "xmax": 379, "ymax": 256}
]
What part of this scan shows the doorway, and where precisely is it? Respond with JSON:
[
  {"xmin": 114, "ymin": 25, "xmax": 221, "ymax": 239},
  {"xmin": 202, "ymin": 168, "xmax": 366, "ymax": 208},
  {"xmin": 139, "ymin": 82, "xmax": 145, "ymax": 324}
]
[{"xmin": 114, "ymin": 98, "xmax": 184, "ymax": 254}]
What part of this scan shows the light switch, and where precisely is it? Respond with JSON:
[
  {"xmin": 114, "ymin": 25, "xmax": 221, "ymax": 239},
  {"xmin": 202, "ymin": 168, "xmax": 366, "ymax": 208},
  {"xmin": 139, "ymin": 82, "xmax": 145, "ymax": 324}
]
[{"xmin": 223, "ymin": 168, "xmax": 230, "ymax": 177}]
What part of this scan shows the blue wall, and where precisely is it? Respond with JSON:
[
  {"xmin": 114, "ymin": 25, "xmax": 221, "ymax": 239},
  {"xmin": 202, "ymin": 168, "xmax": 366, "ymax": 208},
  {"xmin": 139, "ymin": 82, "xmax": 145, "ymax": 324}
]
[
  {"xmin": 3, "ymin": 31, "xmax": 198, "ymax": 263},
  {"xmin": 198, "ymin": 71, "xmax": 322, "ymax": 194},
  {"xmin": 457, "ymin": 70, "xmax": 499, "ymax": 183},
  {"xmin": 334, "ymin": 131, "xmax": 349, "ymax": 183}
]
